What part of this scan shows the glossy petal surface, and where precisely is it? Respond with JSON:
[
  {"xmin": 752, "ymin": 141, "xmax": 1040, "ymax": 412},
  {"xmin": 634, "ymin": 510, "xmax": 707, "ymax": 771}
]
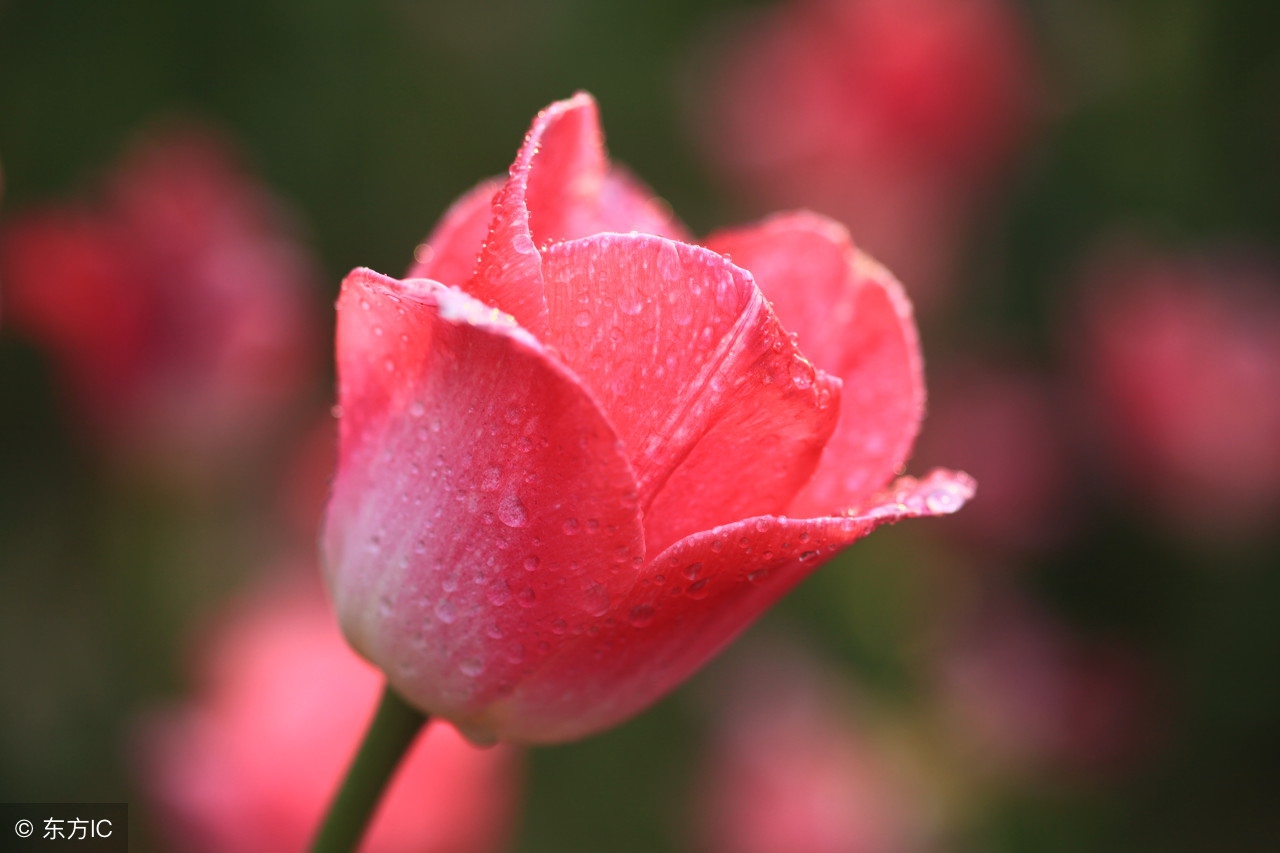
[
  {"xmin": 325, "ymin": 268, "xmax": 645, "ymax": 732},
  {"xmin": 709, "ymin": 214, "xmax": 924, "ymax": 515},
  {"xmin": 486, "ymin": 470, "xmax": 973, "ymax": 741},
  {"xmin": 466, "ymin": 94, "xmax": 685, "ymax": 335},
  {"xmin": 541, "ymin": 233, "xmax": 841, "ymax": 553}
]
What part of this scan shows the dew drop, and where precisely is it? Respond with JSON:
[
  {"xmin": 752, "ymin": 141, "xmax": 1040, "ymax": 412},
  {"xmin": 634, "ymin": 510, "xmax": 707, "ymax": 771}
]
[
  {"xmin": 583, "ymin": 581, "xmax": 610, "ymax": 616},
  {"xmin": 498, "ymin": 493, "xmax": 528, "ymax": 528},
  {"xmin": 686, "ymin": 578, "xmax": 710, "ymax": 599},
  {"xmin": 618, "ymin": 287, "xmax": 643, "ymax": 315},
  {"xmin": 628, "ymin": 604, "xmax": 655, "ymax": 627},
  {"xmin": 459, "ymin": 658, "xmax": 485, "ymax": 677},
  {"xmin": 790, "ymin": 356, "xmax": 815, "ymax": 389},
  {"xmin": 925, "ymin": 488, "xmax": 958, "ymax": 513},
  {"xmin": 434, "ymin": 599, "xmax": 456, "ymax": 624},
  {"xmin": 683, "ymin": 561, "xmax": 703, "ymax": 580},
  {"xmin": 517, "ymin": 586, "xmax": 537, "ymax": 607},
  {"xmin": 488, "ymin": 581, "xmax": 513, "ymax": 607}
]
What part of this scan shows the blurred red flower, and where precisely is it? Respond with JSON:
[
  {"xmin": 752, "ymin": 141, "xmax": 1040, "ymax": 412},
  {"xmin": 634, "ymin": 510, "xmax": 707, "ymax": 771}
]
[
  {"xmin": 140, "ymin": 577, "xmax": 520, "ymax": 853},
  {"xmin": 322, "ymin": 93, "xmax": 973, "ymax": 743},
  {"xmin": 1072, "ymin": 247, "xmax": 1280, "ymax": 537},
  {"xmin": 935, "ymin": 590, "xmax": 1158, "ymax": 778},
  {"xmin": 695, "ymin": 0, "xmax": 1039, "ymax": 306},
  {"xmin": 0, "ymin": 126, "xmax": 317, "ymax": 476},
  {"xmin": 696, "ymin": 647, "xmax": 932, "ymax": 853},
  {"xmin": 913, "ymin": 357, "xmax": 1077, "ymax": 555}
]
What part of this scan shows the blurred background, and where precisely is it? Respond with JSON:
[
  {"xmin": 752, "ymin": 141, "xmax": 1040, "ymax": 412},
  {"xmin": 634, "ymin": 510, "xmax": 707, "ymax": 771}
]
[{"xmin": 2, "ymin": 0, "xmax": 1279, "ymax": 851}]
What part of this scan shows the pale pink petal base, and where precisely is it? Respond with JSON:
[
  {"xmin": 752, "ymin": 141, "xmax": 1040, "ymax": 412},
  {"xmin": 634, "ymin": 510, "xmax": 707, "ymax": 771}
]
[
  {"xmin": 484, "ymin": 469, "xmax": 973, "ymax": 742},
  {"xmin": 325, "ymin": 269, "xmax": 647, "ymax": 732}
]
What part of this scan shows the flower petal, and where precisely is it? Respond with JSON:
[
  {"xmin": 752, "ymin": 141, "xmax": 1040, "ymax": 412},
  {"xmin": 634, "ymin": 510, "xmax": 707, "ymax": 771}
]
[
  {"xmin": 406, "ymin": 177, "xmax": 503, "ymax": 286},
  {"xmin": 540, "ymin": 232, "xmax": 841, "ymax": 555},
  {"xmin": 324, "ymin": 268, "xmax": 646, "ymax": 729},
  {"xmin": 483, "ymin": 469, "xmax": 974, "ymax": 742},
  {"xmin": 707, "ymin": 213, "xmax": 924, "ymax": 516},
  {"xmin": 466, "ymin": 93, "xmax": 687, "ymax": 335}
]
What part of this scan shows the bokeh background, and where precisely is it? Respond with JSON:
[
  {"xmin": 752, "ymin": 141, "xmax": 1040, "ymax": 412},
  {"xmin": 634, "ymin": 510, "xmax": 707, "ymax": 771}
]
[{"xmin": 2, "ymin": 0, "xmax": 1279, "ymax": 851}]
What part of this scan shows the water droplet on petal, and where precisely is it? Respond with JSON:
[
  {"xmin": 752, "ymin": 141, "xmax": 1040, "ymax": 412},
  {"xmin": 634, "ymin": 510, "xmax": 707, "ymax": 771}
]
[
  {"xmin": 628, "ymin": 604, "xmax": 655, "ymax": 627},
  {"xmin": 583, "ymin": 581, "xmax": 610, "ymax": 615},
  {"xmin": 434, "ymin": 599, "xmax": 456, "ymax": 624},
  {"xmin": 498, "ymin": 493, "xmax": 528, "ymax": 528}
]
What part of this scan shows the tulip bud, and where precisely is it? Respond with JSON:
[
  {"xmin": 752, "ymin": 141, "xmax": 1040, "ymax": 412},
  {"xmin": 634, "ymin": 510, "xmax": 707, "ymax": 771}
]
[{"xmin": 323, "ymin": 94, "xmax": 973, "ymax": 744}]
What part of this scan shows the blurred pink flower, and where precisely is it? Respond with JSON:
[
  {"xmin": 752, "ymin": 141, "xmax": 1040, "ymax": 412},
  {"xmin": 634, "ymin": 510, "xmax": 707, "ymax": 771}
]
[
  {"xmin": 913, "ymin": 357, "xmax": 1077, "ymax": 555},
  {"xmin": 140, "ymin": 577, "xmax": 520, "ymax": 853},
  {"xmin": 695, "ymin": 0, "xmax": 1039, "ymax": 307},
  {"xmin": 936, "ymin": 590, "xmax": 1157, "ymax": 778},
  {"xmin": 1072, "ymin": 246, "xmax": 1280, "ymax": 536},
  {"xmin": 697, "ymin": 648, "xmax": 931, "ymax": 853},
  {"xmin": 0, "ymin": 125, "xmax": 318, "ymax": 476}
]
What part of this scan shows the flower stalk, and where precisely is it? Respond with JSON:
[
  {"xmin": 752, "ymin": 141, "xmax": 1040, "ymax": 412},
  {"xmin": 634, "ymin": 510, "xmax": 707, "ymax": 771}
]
[{"xmin": 311, "ymin": 683, "xmax": 429, "ymax": 853}]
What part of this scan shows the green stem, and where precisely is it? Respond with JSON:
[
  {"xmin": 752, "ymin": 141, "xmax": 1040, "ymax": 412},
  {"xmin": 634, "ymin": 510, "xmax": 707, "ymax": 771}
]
[{"xmin": 311, "ymin": 683, "xmax": 429, "ymax": 853}]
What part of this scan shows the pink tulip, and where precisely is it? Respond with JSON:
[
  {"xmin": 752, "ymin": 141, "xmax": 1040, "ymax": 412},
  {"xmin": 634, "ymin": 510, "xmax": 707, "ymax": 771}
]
[
  {"xmin": 912, "ymin": 357, "xmax": 1077, "ymax": 555},
  {"xmin": 0, "ymin": 125, "xmax": 317, "ymax": 475},
  {"xmin": 694, "ymin": 0, "xmax": 1038, "ymax": 306},
  {"xmin": 322, "ymin": 94, "xmax": 973, "ymax": 744},
  {"xmin": 1072, "ymin": 246, "xmax": 1280, "ymax": 536},
  {"xmin": 696, "ymin": 647, "xmax": 930, "ymax": 853},
  {"xmin": 140, "ymin": 577, "xmax": 519, "ymax": 853},
  {"xmin": 936, "ymin": 590, "xmax": 1157, "ymax": 778}
]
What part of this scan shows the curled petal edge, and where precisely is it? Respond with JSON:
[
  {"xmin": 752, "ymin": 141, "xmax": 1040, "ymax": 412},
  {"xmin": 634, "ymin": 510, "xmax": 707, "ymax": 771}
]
[{"xmin": 478, "ymin": 468, "xmax": 974, "ymax": 743}]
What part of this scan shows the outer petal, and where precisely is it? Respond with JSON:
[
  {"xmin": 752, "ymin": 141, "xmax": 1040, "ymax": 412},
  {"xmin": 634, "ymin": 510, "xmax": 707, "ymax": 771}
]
[
  {"xmin": 323, "ymin": 268, "xmax": 646, "ymax": 735},
  {"xmin": 466, "ymin": 93, "xmax": 686, "ymax": 335},
  {"xmin": 541, "ymin": 233, "xmax": 841, "ymax": 555},
  {"xmin": 406, "ymin": 177, "xmax": 503, "ymax": 286},
  {"xmin": 485, "ymin": 469, "xmax": 975, "ymax": 742},
  {"xmin": 706, "ymin": 213, "xmax": 924, "ymax": 516}
]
